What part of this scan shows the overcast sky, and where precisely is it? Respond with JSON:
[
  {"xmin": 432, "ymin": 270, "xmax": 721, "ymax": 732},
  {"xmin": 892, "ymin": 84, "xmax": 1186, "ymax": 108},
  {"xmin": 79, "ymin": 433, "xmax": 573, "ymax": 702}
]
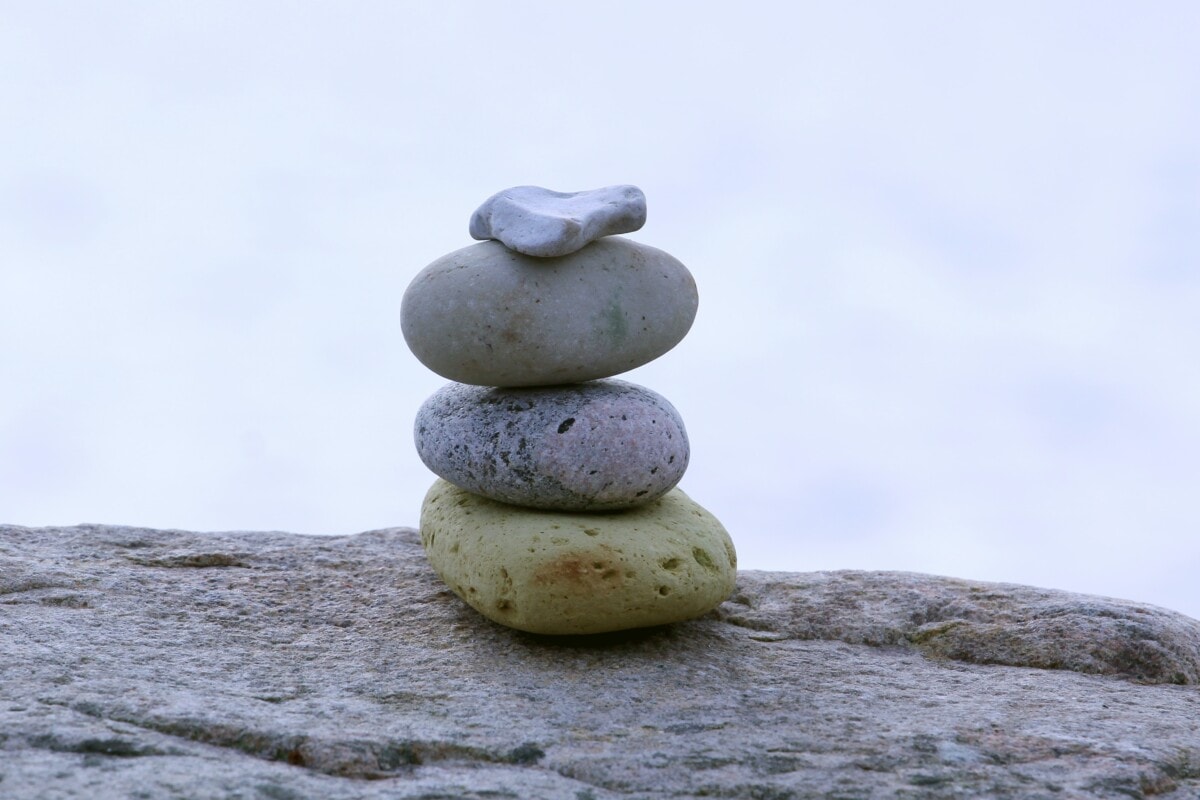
[{"xmin": 3, "ymin": 3, "xmax": 1199, "ymax": 619}]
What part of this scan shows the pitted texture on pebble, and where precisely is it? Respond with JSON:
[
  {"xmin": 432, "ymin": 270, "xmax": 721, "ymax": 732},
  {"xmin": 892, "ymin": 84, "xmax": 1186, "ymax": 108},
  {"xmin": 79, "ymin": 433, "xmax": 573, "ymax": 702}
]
[
  {"xmin": 400, "ymin": 237, "xmax": 697, "ymax": 387},
  {"xmin": 469, "ymin": 185, "xmax": 647, "ymax": 257},
  {"xmin": 415, "ymin": 380, "xmax": 689, "ymax": 511},
  {"xmin": 419, "ymin": 479, "xmax": 737, "ymax": 635}
]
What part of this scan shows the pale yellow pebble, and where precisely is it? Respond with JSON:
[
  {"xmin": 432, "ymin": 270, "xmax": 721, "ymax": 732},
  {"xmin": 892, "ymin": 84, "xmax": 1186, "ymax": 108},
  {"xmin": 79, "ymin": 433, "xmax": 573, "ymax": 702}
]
[{"xmin": 419, "ymin": 479, "xmax": 737, "ymax": 635}]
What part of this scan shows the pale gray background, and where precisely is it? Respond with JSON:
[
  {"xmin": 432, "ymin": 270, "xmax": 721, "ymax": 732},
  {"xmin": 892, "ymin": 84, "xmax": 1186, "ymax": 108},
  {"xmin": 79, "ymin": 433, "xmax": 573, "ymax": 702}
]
[{"xmin": 3, "ymin": 3, "xmax": 1198, "ymax": 619}]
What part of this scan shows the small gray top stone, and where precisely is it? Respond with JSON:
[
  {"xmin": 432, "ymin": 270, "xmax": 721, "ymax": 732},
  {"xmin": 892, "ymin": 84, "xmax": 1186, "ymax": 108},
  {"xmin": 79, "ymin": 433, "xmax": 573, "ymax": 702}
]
[{"xmin": 469, "ymin": 185, "xmax": 647, "ymax": 257}]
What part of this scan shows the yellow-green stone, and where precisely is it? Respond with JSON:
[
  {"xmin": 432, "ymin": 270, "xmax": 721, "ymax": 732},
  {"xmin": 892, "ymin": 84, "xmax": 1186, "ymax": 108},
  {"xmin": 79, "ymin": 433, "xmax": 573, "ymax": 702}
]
[{"xmin": 419, "ymin": 479, "xmax": 736, "ymax": 635}]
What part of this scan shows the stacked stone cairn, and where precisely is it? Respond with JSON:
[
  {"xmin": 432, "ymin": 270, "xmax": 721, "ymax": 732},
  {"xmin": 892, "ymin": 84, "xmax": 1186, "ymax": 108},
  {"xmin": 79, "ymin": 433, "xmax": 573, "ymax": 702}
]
[{"xmin": 401, "ymin": 185, "xmax": 736, "ymax": 635}]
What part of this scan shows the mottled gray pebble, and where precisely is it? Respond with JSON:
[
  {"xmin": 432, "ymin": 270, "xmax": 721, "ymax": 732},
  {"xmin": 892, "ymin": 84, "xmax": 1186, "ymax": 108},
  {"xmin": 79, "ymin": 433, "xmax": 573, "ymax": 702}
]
[
  {"xmin": 415, "ymin": 380, "xmax": 689, "ymax": 511},
  {"xmin": 400, "ymin": 237, "xmax": 697, "ymax": 387},
  {"xmin": 469, "ymin": 184, "xmax": 647, "ymax": 257}
]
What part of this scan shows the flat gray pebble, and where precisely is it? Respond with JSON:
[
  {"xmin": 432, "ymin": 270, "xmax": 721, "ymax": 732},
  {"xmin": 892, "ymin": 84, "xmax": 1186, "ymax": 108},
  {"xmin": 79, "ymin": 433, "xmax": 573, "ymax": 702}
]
[
  {"xmin": 469, "ymin": 184, "xmax": 646, "ymax": 257},
  {"xmin": 415, "ymin": 379, "xmax": 689, "ymax": 510}
]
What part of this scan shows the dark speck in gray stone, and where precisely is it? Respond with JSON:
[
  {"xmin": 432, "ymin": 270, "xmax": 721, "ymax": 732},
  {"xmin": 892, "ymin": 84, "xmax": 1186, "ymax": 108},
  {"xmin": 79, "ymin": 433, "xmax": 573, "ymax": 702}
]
[{"xmin": 415, "ymin": 379, "xmax": 689, "ymax": 511}]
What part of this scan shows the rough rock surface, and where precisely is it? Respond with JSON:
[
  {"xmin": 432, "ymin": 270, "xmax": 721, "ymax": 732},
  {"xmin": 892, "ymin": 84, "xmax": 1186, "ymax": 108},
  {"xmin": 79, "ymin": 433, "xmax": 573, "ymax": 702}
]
[
  {"xmin": 400, "ymin": 237, "xmax": 698, "ymax": 387},
  {"xmin": 3, "ymin": 523, "xmax": 1200, "ymax": 799},
  {"xmin": 419, "ymin": 481, "xmax": 735, "ymax": 634},
  {"xmin": 416, "ymin": 379, "xmax": 689, "ymax": 510},
  {"xmin": 469, "ymin": 185, "xmax": 647, "ymax": 257}
]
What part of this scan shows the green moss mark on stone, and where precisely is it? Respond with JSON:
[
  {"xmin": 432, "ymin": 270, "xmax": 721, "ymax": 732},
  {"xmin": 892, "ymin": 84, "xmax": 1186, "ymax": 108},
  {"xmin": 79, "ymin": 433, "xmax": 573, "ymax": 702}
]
[
  {"xmin": 908, "ymin": 620, "xmax": 966, "ymax": 645},
  {"xmin": 506, "ymin": 742, "xmax": 545, "ymax": 765},
  {"xmin": 692, "ymin": 547, "xmax": 717, "ymax": 572},
  {"xmin": 602, "ymin": 295, "xmax": 628, "ymax": 343}
]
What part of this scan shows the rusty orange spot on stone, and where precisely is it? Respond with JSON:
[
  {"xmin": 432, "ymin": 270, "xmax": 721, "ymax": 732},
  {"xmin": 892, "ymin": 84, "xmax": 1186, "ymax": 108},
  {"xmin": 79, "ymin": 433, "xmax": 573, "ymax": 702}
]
[{"xmin": 532, "ymin": 554, "xmax": 620, "ymax": 589}]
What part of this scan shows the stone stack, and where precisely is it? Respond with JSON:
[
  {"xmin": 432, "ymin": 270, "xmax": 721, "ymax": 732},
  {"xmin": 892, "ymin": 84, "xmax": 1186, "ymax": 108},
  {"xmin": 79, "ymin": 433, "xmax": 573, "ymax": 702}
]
[{"xmin": 401, "ymin": 185, "xmax": 736, "ymax": 635}]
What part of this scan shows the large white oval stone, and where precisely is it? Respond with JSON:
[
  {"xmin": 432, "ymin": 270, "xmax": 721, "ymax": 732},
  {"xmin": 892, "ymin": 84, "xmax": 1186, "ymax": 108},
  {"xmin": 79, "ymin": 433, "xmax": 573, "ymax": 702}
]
[
  {"xmin": 400, "ymin": 237, "xmax": 698, "ymax": 387},
  {"xmin": 419, "ymin": 479, "xmax": 737, "ymax": 635}
]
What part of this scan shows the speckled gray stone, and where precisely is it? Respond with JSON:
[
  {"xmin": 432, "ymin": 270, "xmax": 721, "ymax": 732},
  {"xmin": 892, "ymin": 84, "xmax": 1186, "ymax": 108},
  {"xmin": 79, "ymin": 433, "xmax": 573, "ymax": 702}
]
[
  {"xmin": 415, "ymin": 380, "xmax": 689, "ymax": 510},
  {"xmin": 400, "ymin": 237, "xmax": 697, "ymax": 387},
  {"xmin": 5, "ymin": 523, "xmax": 1200, "ymax": 799},
  {"xmin": 468, "ymin": 185, "xmax": 647, "ymax": 257}
]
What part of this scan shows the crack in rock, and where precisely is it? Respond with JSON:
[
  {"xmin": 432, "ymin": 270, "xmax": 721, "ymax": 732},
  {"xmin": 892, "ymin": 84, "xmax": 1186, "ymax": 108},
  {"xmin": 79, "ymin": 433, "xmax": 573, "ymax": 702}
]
[
  {"xmin": 60, "ymin": 701, "xmax": 544, "ymax": 780},
  {"xmin": 24, "ymin": 732, "xmax": 165, "ymax": 758},
  {"xmin": 125, "ymin": 552, "xmax": 250, "ymax": 568}
]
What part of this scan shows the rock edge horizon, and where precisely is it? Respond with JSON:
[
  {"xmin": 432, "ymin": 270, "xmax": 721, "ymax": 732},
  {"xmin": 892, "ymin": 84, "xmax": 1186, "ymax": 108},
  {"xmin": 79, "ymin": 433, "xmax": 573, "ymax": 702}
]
[
  {"xmin": 4, "ymin": 522, "xmax": 1200, "ymax": 799},
  {"xmin": 5, "ymin": 522, "xmax": 1196, "ymax": 684}
]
